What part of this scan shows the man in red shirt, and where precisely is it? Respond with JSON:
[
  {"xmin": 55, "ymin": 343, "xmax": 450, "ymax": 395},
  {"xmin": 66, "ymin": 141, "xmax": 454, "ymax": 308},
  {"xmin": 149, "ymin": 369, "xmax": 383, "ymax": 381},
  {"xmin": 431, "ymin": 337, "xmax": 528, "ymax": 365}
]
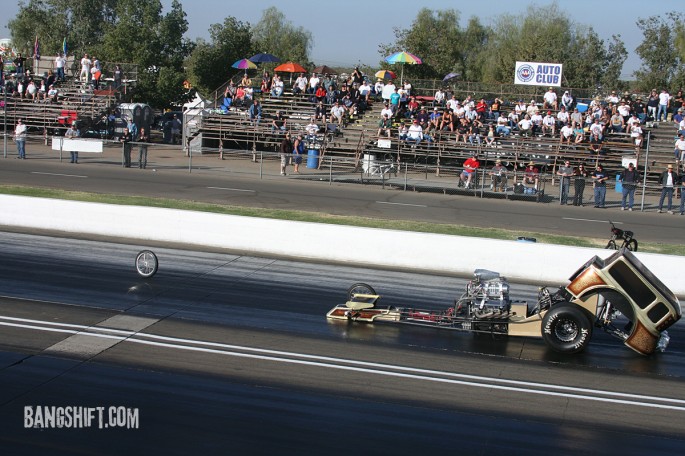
[{"xmin": 460, "ymin": 154, "xmax": 480, "ymax": 189}]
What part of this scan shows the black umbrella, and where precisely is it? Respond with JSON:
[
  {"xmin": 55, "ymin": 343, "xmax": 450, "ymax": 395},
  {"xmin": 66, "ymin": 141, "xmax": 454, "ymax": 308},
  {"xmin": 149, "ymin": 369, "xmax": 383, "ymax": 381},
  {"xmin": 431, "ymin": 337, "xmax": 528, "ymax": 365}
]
[{"xmin": 248, "ymin": 53, "xmax": 281, "ymax": 63}]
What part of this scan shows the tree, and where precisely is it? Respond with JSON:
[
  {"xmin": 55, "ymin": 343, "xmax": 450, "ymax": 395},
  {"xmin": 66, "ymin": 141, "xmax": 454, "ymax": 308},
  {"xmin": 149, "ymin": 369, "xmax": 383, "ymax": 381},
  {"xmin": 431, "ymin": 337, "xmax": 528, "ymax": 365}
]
[
  {"xmin": 251, "ymin": 7, "xmax": 312, "ymax": 65},
  {"xmin": 634, "ymin": 12, "xmax": 685, "ymax": 91},
  {"xmin": 378, "ymin": 8, "xmax": 466, "ymax": 80},
  {"xmin": 185, "ymin": 16, "xmax": 253, "ymax": 96}
]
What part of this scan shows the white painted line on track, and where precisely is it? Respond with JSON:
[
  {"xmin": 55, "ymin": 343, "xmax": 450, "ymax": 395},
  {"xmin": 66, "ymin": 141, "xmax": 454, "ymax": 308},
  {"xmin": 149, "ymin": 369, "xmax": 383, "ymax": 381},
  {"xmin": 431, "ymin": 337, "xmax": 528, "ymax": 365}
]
[
  {"xmin": 31, "ymin": 172, "xmax": 88, "ymax": 178},
  {"xmin": 2, "ymin": 315, "xmax": 684, "ymax": 411},
  {"xmin": 376, "ymin": 201, "xmax": 428, "ymax": 208},
  {"xmin": 207, "ymin": 186, "xmax": 255, "ymax": 193},
  {"xmin": 563, "ymin": 217, "xmax": 621, "ymax": 224}
]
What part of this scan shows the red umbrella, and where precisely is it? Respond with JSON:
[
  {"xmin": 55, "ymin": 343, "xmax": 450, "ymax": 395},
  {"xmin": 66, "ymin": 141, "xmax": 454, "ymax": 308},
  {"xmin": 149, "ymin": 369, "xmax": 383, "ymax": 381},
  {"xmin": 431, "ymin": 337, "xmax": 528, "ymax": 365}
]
[{"xmin": 274, "ymin": 62, "xmax": 307, "ymax": 73}]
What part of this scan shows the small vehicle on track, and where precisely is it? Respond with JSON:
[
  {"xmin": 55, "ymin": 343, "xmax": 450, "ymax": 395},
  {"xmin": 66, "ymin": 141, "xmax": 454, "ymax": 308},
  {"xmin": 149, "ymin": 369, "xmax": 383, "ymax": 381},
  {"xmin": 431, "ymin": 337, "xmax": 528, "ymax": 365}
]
[
  {"xmin": 327, "ymin": 249, "xmax": 680, "ymax": 355},
  {"xmin": 606, "ymin": 221, "xmax": 638, "ymax": 251}
]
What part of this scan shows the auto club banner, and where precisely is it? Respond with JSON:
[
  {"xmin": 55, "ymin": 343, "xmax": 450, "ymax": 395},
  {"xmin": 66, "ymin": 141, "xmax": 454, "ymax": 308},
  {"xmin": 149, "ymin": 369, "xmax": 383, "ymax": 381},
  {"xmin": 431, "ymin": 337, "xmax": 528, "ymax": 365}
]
[{"xmin": 514, "ymin": 61, "xmax": 563, "ymax": 87}]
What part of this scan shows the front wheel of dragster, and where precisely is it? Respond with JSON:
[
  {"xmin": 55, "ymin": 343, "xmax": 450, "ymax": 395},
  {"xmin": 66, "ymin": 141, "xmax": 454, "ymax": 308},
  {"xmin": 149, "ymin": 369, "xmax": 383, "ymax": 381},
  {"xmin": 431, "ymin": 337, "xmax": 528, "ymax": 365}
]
[
  {"xmin": 541, "ymin": 304, "xmax": 593, "ymax": 354},
  {"xmin": 347, "ymin": 283, "xmax": 376, "ymax": 300},
  {"xmin": 135, "ymin": 250, "xmax": 158, "ymax": 278}
]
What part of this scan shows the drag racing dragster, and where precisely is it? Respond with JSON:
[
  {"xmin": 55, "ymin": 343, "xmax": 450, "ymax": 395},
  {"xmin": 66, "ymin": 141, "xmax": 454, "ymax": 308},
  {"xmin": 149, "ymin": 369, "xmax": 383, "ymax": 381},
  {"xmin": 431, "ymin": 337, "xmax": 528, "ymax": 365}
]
[{"xmin": 327, "ymin": 249, "xmax": 681, "ymax": 355}]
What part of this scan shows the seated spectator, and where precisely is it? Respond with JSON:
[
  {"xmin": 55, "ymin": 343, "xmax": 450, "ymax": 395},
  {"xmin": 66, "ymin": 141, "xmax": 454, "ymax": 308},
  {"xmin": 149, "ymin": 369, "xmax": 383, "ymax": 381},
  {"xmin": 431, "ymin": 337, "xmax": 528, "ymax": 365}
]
[
  {"xmin": 416, "ymin": 107, "xmax": 429, "ymax": 125},
  {"xmin": 561, "ymin": 91, "xmax": 574, "ymax": 110},
  {"xmin": 556, "ymin": 106, "xmax": 569, "ymax": 129},
  {"xmin": 460, "ymin": 154, "xmax": 480, "ymax": 188},
  {"xmin": 489, "ymin": 159, "xmax": 508, "ymax": 191},
  {"xmin": 315, "ymin": 101, "xmax": 327, "ymax": 121},
  {"xmin": 406, "ymin": 119, "xmax": 423, "ymax": 146},
  {"xmin": 589, "ymin": 131, "xmax": 604, "ymax": 154},
  {"xmin": 397, "ymin": 121, "xmax": 408, "ymax": 141},
  {"xmin": 305, "ymin": 117, "xmax": 319, "ymax": 138},
  {"xmin": 485, "ymin": 125, "xmax": 496, "ymax": 146},
  {"xmin": 293, "ymin": 73, "xmax": 307, "ymax": 95},
  {"xmin": 630, "ymin": 122, "xmax": 644, "ymax": 151},
  {"xmin": 380, "ymin": 102, "xmax": 393, "ymax": 120},
  {"xmin": 271, "ymin": 111, "xmax": 287, "ymax": 134},
  {"xmin": 491, "ymin": 97, "xmax": 503, "ymax": 119},
  {"xmin": 674, "ymin": 133, "xmax": 685, "ymax": 161},
  {"xmin": 46, "ymin": 84, "xmax": 58, "ymax": 102},
  {"xmin": 429, "ymin": 107, "xmax": 442, "ymax": 130},
  {"xmin": 433, "ymin": 88, "xmax": 446, "ymax": 108},
  {"xmin": 329, "ymin": 101, "xmax": 346, "ymax": 125},
  {"xmin": 496, "ymin": 113, "xmax": 511, "ymax": 136},
  {"xmin": 523, "ymin": 162, "xmax": 540, "ymax": 190},
  {"xmin": 316, "ymin": 85, "xmax": 327, "ymax": 103},
  {"xmin": 530, "ymin": 110, "xmax": 543, "ymax": 135},
  {"xmin": 240, "ymin": 74, "xmax": 252, "ymax": 88},
  {"xmin": 475, "ymin": 98, "xmax": 488, "ymax": 120},
  {"xmin": 609, "ymin": 112, "xmax": 624, "ymax": 133},
  {"xmin": 440, "ymin": 110, "xmax": 454, "ymax": 132},
  {"xmin": 573, "ymin": 124, "xmax": 585, "ymax": 144},
  {"xmin": 518, "ymin": 115, "xmax": 533, "ymax": 136},
  {"xmin": 248, "ymin": 99, "xmax": 262, "ymax": 125},
  {"xmin": 377, "ymin": 114, "xmax": 392, "ymax": 138},
  {"xmin": 560, "ymin": 123, "xmax": 574, "ymax": 144},
  {"xmin": 543, "ymin": 87, "xmax": 558, "ymax": 110},
  {"xmin": 542, "ymin": 111, "xmax": 556, "ymax": 136},
  {"xmin": 270, "ymin": 75, "xmax": 284, "ymax": 97}
]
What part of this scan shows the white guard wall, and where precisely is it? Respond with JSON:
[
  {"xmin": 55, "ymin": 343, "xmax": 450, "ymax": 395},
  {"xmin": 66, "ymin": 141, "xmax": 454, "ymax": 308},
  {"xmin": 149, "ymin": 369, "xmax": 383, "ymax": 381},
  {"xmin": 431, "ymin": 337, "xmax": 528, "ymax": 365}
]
[{"xmin": 1, "ymin": 195, "xmax": 683, "ymax": 297}]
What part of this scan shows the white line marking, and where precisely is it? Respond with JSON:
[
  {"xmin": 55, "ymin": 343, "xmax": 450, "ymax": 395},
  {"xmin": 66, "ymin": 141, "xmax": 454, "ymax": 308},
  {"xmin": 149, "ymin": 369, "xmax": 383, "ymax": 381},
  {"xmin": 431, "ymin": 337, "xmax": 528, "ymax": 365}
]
[
  {"xmin": 30, "ymin": 172, "xmax": 88, "ymax": 178},
  {"xmin": 376, "ymin": 201, "xmax": 428, "ymax": 208},
  {"xmin": 2, "ymin": 315, "xmax": 683, "ymax": 410},
  {"xmin": 207, "ymin": 186, "xmax": 255, "ymax": 193},
  {"xmin": 562, "ymin": 217, "xmax": 621, "ymax": 224}
]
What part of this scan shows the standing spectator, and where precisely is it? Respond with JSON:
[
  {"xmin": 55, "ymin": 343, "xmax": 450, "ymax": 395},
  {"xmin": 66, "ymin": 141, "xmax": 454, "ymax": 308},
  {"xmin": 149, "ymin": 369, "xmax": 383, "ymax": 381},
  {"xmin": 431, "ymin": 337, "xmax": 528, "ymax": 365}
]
[
  {"xmin": 14, "ymin": 119, "xmax": 27, "ymax": 159},
  {"xmin": 619, "ymin": 162, "xmax": 640, "ymax": 211},
  {"xmin": 113, "ymin": 65, "xmax": 124, "ymax": 90},
  {"xmin": 680, "ymin": 164, "xmax": 685, "ymax": 216},
  {"xmin": 90, "ymin": 56, "xmax": 102, "ymax": 89},
  {"xmin": 630, "ymin": 121, "xmax": 644, "ymax": 153},
  {"xmin": 138, "ymin": 127, "xmax": 149, "ymax": 169},
  {"xmin": 279, "ymin": 133, "xmax": 293, "ymax": 176},
  {"xmin": 54, "ymin": 52, "xmax": 66, "ymax": 82},
  {"xmin": 120, "ymin": 128, "xmax": 133, "ymax": 167},
  {"xmin": 13, "ymin": 53, "xmax": 26, "ymax": 77},
  {"xmin": 572, "ymin": 164, "xmax": 588, "ymax": 206},
  {"xmin": 557, "ymin": 160, "xmax": 574, "ymax": 205},
  {"xmin": 657, "ymin": 89, "xmax": 670, "ymax": 122},
  {"xmin": 79, "ymin": 53, "xmax": 92, "ymax": 82},
  {"xmin": 308, "ymin": 72, "xmax": 320, "ymax": 94},
  {"xmin": 126, "ymin": 117, "xmax": 138, "ymax": 141},
  {"xmin": 292, "ymin": 134, "xmax": 304, "ymax": 174},
  {"xmin": 646, "ymin": 89, "xmax": 659, "ymax": 121},
  {"xmin": 672, "ymin": 90, "xmax": 684, "ymax": 118},
  {"xmin": 657, "ymin": 164, "xmax": 679, "ymax": 213},
  {"xmin": 591, "ymin": 164, "xmax": 609, "ymax": 208},
  {"xmin": 65, "ymin": 122, "xmax": 79, "ymax": 163},
  {"xmin": 170, "ymin": 115, "xmax": 181, "ymax": 144}
]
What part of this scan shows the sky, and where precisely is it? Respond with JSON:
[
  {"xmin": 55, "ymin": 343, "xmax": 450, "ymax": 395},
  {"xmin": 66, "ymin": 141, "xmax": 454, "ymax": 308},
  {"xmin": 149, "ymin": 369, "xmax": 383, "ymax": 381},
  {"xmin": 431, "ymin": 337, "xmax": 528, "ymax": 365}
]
[{"xmin": 2, "ymin": 0, "xmax": 682, "ymax": 79}]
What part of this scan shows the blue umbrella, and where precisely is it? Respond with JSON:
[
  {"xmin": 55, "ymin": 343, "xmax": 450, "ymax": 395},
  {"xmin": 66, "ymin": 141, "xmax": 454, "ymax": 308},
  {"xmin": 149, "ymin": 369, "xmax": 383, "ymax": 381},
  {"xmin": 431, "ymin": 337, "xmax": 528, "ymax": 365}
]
[
  {"xmin": 443, "ymin": 72, "xmax": 460, "ymax": 82},
  {"xmin": 248, "ymin": 53, "xmax": 281, "ymax": 63}
]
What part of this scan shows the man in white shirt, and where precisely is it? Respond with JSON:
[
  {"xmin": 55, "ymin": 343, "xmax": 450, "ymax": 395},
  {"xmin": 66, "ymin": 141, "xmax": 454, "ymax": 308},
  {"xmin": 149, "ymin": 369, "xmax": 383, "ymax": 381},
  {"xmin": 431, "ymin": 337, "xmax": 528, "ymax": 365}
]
[
  {"xmin": 518, "ymin": 115, "xmax": 533, "ymax": 136},
  {"xmin": 556, "ymin": 106, "xmax": 569, "ymax": 127},
  {"xmin": 530, "ymin": 110, "xmax": 543, "ymax": 135},
  {"xmin": 561, "ymin": 91, "xmax": 574, "ymax": 110},
  {"xmin": 674, "ymin": 133, "xmax": 685, "ymax": 161},
  {"xmin": 293, "ymin": 73, "xmax": 308, "ymax": 94},
  {"xmin": 54, "ymin": 52, "xmax": 66, "ymax": 82},
  {"xmin": 407, "ymin": 119, "xmax": 423, "ymax": 146},
  {"xmin": 329, "ymin": 102, "xmax": 346, "ymax": 125},
  {"xmin": 434, "ymin": 88, "xmax": 445, "ymax": 107},
  {"xmin": 308, "ymin": 73, "xmax": 320, "ymax": 94},
  {"xmin": 543, "ymin": 111, "xmax": 556, "ymax": 136},
  {"xmin": 658, "ymin": 89, "xmax": 670, "ymax": 122},
  {"xmin": 380, "ymin": 103, "xmax": 393, "ymax": 120},
  {"xmin": 560, "ymin": 123, "xmax": 574, "ymax": 144},
  {"xmin": 543, "ymin": 87, "xmax": 558, "ymax": 110},
  {"xmin": 79, "ymin": 53, "xmax": 92, "ymax": 82},
  {"xmin": 606, "ymin": 91, "xmax": 619, "ymax": 104}
]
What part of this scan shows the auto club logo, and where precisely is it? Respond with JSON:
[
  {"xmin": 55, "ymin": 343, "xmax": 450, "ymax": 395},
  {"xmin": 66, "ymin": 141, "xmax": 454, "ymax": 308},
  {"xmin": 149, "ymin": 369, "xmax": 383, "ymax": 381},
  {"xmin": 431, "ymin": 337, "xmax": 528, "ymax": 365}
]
[{"xmin": 517, "ymin": 64, "xmax": 535, "ymax": 83}]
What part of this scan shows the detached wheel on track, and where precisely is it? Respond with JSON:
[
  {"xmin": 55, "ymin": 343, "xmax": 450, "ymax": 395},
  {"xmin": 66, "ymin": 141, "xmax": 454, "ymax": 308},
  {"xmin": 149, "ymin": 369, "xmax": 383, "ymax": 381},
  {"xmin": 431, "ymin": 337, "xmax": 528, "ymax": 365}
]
[
  {"xmin": 135, "ymin": 250, "xmax": 158, "ymax": 278},
  {"xmin": 541, "ymin": 304, "xmax": 592, "ymax": 354},
  {"xmin": 347, "ymin": 283, "xmax": 376, "ymax": 300}
]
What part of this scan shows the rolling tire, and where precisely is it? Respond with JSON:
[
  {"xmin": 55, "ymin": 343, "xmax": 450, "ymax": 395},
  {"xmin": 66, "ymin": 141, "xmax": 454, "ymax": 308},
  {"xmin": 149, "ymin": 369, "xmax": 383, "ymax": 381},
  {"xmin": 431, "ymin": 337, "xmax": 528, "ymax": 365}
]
[
  {"xmin": 626, "ymin": 239, "xmax": 638, "ymax": 252},
  {"xmin": 605, "ymin": 240, "xmax": 617, "ymax": 250},
  {"xmin": 135, "ymin": 250, "xmax": 158, "ymax": 278},
  {"xmin": 347, "ymin": 283, "xmax": 376, "ymax": 300},
  {"xmin": 541, "ymin": 304, "xmax": 592, "ymax": 354}
]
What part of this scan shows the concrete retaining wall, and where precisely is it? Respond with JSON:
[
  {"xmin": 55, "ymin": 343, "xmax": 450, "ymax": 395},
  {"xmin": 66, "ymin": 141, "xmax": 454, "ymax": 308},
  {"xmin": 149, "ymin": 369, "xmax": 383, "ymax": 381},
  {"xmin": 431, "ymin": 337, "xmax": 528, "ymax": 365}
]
[{"xmin": 1, "ymin": 194, "xmax": 684, "ymax": 296}]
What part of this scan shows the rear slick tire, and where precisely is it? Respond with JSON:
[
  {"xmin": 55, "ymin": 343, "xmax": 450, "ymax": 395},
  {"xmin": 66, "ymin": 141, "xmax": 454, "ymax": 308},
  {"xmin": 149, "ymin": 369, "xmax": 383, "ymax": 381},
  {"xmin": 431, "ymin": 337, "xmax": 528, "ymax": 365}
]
[
  {"xmin": 541, "ymin": 304, "xmax": 592, "ymax": 354},
  {"xmin": 347, "ymin": 283, "xmax": 376, "ymax": 300}
]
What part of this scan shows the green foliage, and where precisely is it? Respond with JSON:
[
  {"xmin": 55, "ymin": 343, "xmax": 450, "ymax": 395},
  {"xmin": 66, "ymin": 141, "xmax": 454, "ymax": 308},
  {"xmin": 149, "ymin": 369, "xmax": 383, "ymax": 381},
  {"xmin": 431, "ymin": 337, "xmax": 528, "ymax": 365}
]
[
  {"xmin": 634, "ymin": 12, "xmax": 685, "ymax": 91},
  {"xmin": 185, "ymin": 16, "xmax": 253, "ymax": 96},
  {"xmin": 251, "ymin": 7, "xmax": 312, "ymax": 65}
]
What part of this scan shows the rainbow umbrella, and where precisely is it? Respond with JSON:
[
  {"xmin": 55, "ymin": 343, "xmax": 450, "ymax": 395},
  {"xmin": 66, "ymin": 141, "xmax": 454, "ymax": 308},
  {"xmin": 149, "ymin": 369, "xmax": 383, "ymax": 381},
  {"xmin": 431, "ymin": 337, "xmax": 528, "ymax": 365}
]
[
  {"xmin": 384, "ymin": 51, "xmax": 422, "ymax": 83},
  {"xmin": 375, "ymin": 70, "xmax": 396, "ymax": 80},
  {"xmin": 232, "ymin": 58, "xmax": 257, "ymax": 70}
]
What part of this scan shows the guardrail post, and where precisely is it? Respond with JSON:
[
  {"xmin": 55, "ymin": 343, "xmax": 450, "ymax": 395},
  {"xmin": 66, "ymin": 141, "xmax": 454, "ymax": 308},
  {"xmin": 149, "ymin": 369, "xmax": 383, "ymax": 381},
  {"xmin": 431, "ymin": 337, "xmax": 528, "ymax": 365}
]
[
  {"xmin": 329, "ymin": 156, "xmax": 332, "ymax": 185},
  {"xmin": 259, "ymin": 151, "xmax": 263, "ymax": 179}
]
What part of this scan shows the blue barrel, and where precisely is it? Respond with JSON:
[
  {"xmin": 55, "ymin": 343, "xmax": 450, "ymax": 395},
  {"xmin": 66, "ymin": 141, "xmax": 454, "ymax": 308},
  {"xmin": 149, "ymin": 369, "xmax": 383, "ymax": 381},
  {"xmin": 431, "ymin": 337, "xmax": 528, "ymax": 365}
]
[
  {"xmin": 307, "ymin": 149, "xmax": 320, "ymax": 168},
  {"xmin": 615, "ymin": 175, "xmax": 622, "ymax": 193}
]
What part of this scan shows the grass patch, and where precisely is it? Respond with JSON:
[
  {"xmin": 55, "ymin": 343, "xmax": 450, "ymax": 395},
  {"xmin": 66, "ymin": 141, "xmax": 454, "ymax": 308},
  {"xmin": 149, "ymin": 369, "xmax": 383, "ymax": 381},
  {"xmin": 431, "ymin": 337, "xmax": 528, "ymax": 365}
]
[{"xmin": 2, "ymin": 184, "xmax": 683, "ymax": 256}]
